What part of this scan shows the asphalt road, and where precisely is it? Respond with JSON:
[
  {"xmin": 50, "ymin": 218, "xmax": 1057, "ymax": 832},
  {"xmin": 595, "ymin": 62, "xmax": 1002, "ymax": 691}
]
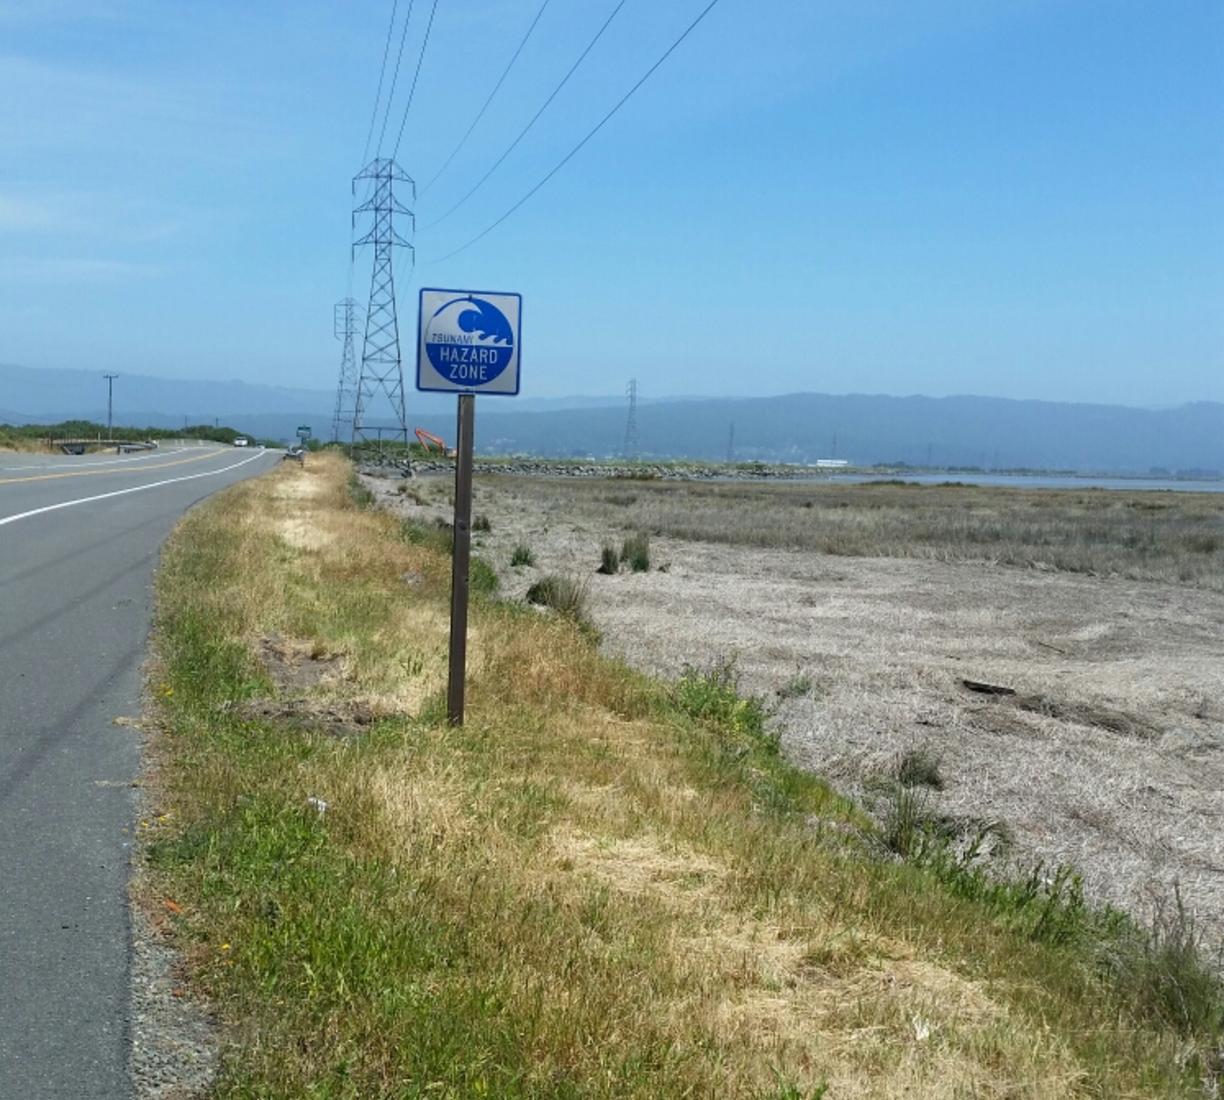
[{"xmin": 0, "ymin": 443, "xmax": 280, "ymax": 1099}]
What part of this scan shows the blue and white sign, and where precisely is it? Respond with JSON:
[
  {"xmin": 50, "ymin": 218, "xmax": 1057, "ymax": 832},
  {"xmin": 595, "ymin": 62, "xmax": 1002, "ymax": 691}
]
[{"xmin": 416, "ymin": 288, "xmax": 522, "ymax": 396}]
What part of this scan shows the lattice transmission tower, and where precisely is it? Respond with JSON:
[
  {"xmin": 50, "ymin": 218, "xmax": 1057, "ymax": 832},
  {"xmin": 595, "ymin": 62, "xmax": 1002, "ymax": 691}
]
[
  {"xmin": 622, "ymin": 378, "xmax": 639, "ymax": 459},
  {"xmin": 352, "ymin": 158, "xmax": 414, "ymax": 449},
  {"xmin": 330, "ymin": 298, "xmax": 360, "ymax": 443}
]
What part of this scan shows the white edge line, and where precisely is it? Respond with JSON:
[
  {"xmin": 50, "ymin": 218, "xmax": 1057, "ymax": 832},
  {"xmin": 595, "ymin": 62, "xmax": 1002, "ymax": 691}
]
[{"xmin": 0, "ymin": 449, "xmax": 270, "ymax": 529}]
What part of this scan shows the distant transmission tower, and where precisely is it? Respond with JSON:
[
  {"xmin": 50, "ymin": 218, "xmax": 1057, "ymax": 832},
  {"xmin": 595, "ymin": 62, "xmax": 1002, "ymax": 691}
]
[
  {"xmin": 330, "ymin": 298, "xmax": 360, "ymax": 443},
  {"xmin": 352, "ymin": 158, "xmax": 414, "ymax": 449},
  {"xmin": 622, "ymin": 378, "xmax": 639, "ymax": 459}
]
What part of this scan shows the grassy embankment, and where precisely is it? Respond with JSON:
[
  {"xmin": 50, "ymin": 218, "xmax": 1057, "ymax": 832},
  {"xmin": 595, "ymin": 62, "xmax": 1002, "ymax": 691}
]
[
  {"xmin": 145, "ymin": 453, "xmax": 1219, "ymax": 1097},
  {"xmin": 490, "ymin": 476, "xmax": 1224, "ymax": 591}
]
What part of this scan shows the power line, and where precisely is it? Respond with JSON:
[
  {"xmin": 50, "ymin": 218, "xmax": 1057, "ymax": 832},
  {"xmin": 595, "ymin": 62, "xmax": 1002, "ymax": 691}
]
[
  {"xmin": 376, "ymin": 0, "xmax": 418, "ymax": 156},
  {"xmin": 391, "ymin": 0, "xmax": 441, "ymax": 159},
  {"xmin": 424, "ymin": 0, "xmax": 724, "ymax": 265},
  {"xmin": 418, "ymin": 0, "xmax": 552, "ymax": 199},
  {"xmin": 361, "ymin": 0, "xmax": 400, "ymax": 165},
  {"xmin": 422, "ymin": 0, "xmax": 626, "ymax": 232}
]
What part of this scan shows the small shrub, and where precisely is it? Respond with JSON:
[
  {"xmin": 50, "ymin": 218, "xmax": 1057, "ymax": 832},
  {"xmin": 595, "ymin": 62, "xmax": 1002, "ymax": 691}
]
[
  {"xmin": 598, "ymin": 542, "xmax": 620, "ymax": 575},
  {"xmin": 473, "ymin": 513, "xmax": 492, "ymax": 533},
  {"xmin": 622, "ymin": 531, "xmax": 651, "ymax": 572},
  {"xmin": 510, "ymin": 542, "xmax": 535, "ymax": 567},
  {"xmin": 525, "ymin": 575, "xmax": 588, "ymax": 621},
  {"xmin": 896, "ymin": 745, "xmax": 944, "ymax": 789}
]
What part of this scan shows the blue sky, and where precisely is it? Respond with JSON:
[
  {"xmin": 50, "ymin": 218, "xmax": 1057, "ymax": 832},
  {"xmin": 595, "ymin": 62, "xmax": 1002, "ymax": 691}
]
[{"xmin": 1, "ymin": 0, "xmax": 1220, "ymax": 407}]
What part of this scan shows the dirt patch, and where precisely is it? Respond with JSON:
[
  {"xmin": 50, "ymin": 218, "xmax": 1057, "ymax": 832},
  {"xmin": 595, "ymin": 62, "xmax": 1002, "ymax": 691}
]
[
  {"xmin": 230, "ymin": 696, "xmax": 379, "ymax": 738},
  {"xmin": 257, "ymin": 633, "xmax": 343, "ymax": 693},
  {"xmin": 368, "ymin": 473, "xmax": 1224, "ymax": 943}
]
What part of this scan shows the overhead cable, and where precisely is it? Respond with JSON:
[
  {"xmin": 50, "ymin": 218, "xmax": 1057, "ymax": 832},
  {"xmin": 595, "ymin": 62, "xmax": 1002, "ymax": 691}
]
[
  {"xmin": 361, "ymin": 0, "xmax": 399, "ymax": 165},
  {"xmin": 425, "ymin": 0, "xmax": 725, "ymax": 264},
  {"xmin": 391, "ymin": 0, "xmax": 441, "ymax": 159},
  {"xmin": 376, "ymin": 0, "xmax": 418, "ymax": 155},
  {"xmin": 419, "ymin": 0, "xmax": 552, "ymax": 199},
  {"xmin": 422, "ymin": 0, "xmax": 627, "ymax": 231}
]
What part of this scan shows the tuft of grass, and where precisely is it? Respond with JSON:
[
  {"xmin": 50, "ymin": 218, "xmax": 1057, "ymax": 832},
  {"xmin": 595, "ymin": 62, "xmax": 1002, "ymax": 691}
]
[
  {"xmin": 348, "ymin": 474, "xmax": 376, "ymax": 509},
  {"xmin": 598, "ymin": 541, "xmax": 621, "ymax": 575},
  {"xmin": 473, "ymin": 513, "xmax": 492, "ymax": 533},
  {"xmin": 1101, "ymin": 886, "xmax": 1224, "ymax": 1038},
  {"xmin": 776, "ymin": 672, "xmax": 813, "ymax": 700},
  {"xmin": 621, "ymin": 530, "xmax": 651, "ymax": 572},
  {"xmin": 895, "ymin": 745, "xmax": 944, "ymax": 789},
  {"xmin": 509, "ymin": 542, "xmax": 534, "ymax": 567},
  {"xmin": 525, "ymin": 574, "xmax": 589, "ymax": 622}
]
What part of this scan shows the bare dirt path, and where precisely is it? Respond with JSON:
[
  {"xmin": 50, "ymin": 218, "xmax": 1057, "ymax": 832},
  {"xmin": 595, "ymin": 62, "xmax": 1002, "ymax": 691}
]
[{"xmin": 369, "ymin": 472, "xmax": 1224, "ymax": 943}]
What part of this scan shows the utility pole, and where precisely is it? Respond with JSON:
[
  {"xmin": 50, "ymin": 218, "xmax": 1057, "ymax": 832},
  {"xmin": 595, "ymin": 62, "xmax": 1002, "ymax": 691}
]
[
  {"xmin": 352, "ymin": 158, "xmax": 413, "ymax": 451},
  {"xmin": 622, "ymin": 378, "xmax": 639, "ymax": 460},
  {"xmin": 330, "ymin": 298, "xmax": 361, "ymax": 443},
  {"xmin": 102, "ymin": 373, "xmax": 118, "ymax": 436}
]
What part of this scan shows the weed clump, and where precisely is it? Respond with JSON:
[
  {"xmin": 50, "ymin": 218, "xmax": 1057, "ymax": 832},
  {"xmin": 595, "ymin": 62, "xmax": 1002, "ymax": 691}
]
[
  {"xmin": 525, "ymin": 574, "xmax": 589, "ymax": 622},
  {"xmin": 510, "ymin": 542, "xmax": 534, "ymax": 567},
  {"xmin": 895, "ymin": 745, "xmax": 944, "ymax": 789},
  {"xmin": 1102, "ymin": 886, "xmax": 1224, "ymax": 1039},
  {"xmin": 621, "ymin": 531, "xmax": 651, "ymax": 572},
  {"xmin": 348, "ymin": 475, "xmax": 375, "ymax": 509},
  {"xmin": 473, "ymin": 514, "xmax": 492, "ymax": 533},
  {"xmin": 598, "ymin": 542, "xmax": 620, "ymax": 575},
  {"xmin": 777, "ymin": 672, "xmax": 813, "ymax": 700}
]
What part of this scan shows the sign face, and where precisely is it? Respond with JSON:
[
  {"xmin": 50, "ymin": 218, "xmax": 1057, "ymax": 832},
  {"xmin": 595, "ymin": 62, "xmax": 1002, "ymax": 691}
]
[
  {"xmin": 297, "ymin": 425, "xmax": 311, "ymax": 437},
  {"xmin": 416, "ymin": 288, "xmax": 521, "ymax": 396}
]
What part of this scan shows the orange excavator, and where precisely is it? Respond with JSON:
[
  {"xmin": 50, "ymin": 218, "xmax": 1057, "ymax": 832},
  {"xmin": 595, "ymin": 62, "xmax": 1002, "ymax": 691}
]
[{"xmin": 414, "ymin": 427, "xmax": 455, "ymax": 458}]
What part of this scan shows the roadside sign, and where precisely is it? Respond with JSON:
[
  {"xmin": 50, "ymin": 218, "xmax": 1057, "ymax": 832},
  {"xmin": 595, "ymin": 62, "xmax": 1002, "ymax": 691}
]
[
  {"xmin": 297, "ymin": 425, "xmax": 311, "ymax": 438},
  {"xmin": 416, "ymin": 288, "xmax": 521, "ymax": 396},
  {"xmin": 415, "ymin": 287, "xmax": 523, "ymax": 727}
]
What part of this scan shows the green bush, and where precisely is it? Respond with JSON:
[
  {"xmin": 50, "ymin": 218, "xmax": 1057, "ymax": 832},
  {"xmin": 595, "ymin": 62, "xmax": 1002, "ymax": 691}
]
[{"xmin": 510, "ymin": 543, "xmax": 535, "ymax": 567}]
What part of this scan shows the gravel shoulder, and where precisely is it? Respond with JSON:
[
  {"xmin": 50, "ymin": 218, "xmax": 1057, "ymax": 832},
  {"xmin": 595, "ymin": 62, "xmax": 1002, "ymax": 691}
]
[{"xmin": 372, "ymin": 471, "xmax": 1224, "ymax": 943}]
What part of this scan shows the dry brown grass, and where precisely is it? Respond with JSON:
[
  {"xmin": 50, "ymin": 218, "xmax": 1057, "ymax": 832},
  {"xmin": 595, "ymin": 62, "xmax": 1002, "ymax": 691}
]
[
  {"xmin": 145, "ymin": 453, "xmax": 1220, "ymax": 1097},
  {"xmin": 484, "ymin": 475, "xmax": 1224, "ymax": 590}
]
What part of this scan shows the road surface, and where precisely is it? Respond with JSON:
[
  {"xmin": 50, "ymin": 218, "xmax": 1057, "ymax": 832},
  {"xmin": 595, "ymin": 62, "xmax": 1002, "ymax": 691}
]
[{"xmin": 0, "ymin": 443, "xmax": 280, "ymax": 1098}]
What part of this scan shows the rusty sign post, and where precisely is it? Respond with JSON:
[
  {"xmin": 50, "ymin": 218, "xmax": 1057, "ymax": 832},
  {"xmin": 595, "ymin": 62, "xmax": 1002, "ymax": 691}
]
[{"xmin": 417, "ymin": 288, "xmax": 522, "ymax": 727}]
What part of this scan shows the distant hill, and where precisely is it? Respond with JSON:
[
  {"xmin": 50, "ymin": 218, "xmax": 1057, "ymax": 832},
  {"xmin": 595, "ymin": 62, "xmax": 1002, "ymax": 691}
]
[
  {"xmin": 415, "ymin": 393, "xmax": 1224, "ymax": 475},
  {"xmin": 2, "ymin": 364, "xmax": 1220, "ymax": 473}
]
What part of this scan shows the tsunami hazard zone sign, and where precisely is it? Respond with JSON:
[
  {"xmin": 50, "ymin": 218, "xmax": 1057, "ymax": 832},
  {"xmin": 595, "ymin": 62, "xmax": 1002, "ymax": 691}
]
[{"xmin": 416, "ymin": 287, "xmax": 522, "ymax": 396}]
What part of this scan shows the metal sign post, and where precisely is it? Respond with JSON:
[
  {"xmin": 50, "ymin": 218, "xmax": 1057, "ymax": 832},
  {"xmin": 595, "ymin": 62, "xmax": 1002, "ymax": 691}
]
[
  {"xmin": 446, "ymin": 394, "xmax": 475, "ymax": 726},
  {"xmin": 416, "ymin": 287, "xmax": 522, "ymax": 728}
]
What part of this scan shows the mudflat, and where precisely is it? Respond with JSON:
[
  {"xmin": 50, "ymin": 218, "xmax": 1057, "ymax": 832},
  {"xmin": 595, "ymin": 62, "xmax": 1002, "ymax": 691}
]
[{"xmin": 374, "ymin": 473, "xmax": 1224, "ymax": 942}]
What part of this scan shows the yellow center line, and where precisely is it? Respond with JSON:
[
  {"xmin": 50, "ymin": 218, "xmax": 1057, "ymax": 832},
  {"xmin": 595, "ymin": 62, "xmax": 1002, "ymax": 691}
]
[{"xmin": 0, "ymin": 448, "xmax": 237, "ymax": 486}]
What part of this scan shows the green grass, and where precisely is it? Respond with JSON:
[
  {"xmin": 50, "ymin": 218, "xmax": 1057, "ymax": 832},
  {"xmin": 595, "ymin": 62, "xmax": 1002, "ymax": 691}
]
[
  {"xmin": 142, "ymin": 455, "xmax": 1223, "ymax": 1097},
  {"xmin": 621, "ymin": 532, "xmax": 651, "ymax": 573},
  {"xmin": 509, "ymin": 542, "xmax": 535, "ymax": 568}
]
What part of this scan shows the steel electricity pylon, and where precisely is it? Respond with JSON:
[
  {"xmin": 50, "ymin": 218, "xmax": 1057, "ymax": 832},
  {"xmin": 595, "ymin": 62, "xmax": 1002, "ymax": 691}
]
[
  {"xmin": 351, "ymin": 158, "xmax": 414, "ymax": 449},
  {"xmin": 330, "ymin": 298, "xmax": 360, "ymax": 443},
  {"xmin": 622, "ymin": 378, "xmax": 639, "ymax": 459}
]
